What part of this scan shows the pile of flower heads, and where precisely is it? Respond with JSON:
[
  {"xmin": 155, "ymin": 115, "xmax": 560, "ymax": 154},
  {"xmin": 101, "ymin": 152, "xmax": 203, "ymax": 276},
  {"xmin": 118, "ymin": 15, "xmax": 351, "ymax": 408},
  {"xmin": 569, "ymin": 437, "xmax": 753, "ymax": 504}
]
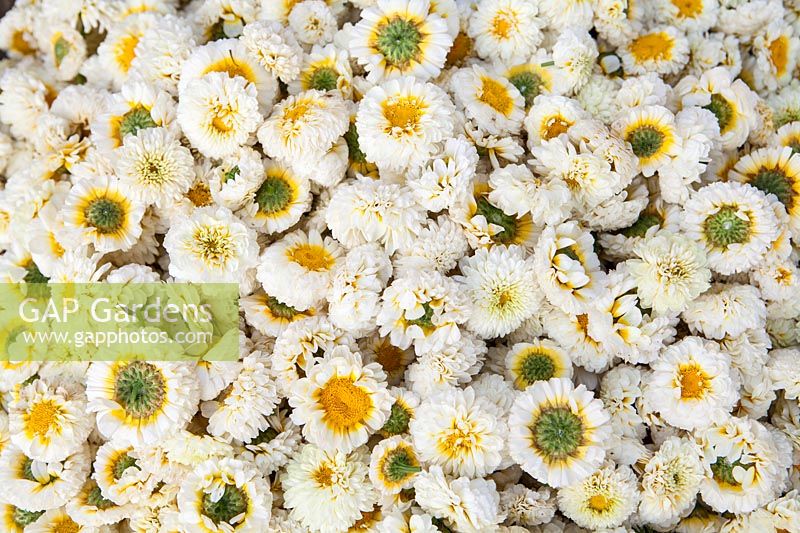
[{"xmin": 2, "ymin": 0, "xmax": 800, "ymax": 531}]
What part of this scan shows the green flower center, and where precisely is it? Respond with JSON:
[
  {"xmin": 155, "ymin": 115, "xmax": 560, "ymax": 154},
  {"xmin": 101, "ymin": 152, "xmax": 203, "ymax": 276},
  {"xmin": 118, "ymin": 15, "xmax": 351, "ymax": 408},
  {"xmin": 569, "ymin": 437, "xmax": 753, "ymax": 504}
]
[
  {"xmin": 308, "ymin": 66, "xmax": 338, "ymax": 92},
  {"xmin": 344, "ymin": 123, "xmax": 366, "ymax": 164},
  {"xmin": 202, "ymin": 484, "xmax": 248, "ymax": 525},
  {"xmin": 266, "ymin": 296, "xmax": 300, "ymax": 319},
  {"xmin": 85, "ymin": 198, "xmax": 125, "ymax": 234},
  {"xmin": 223, "ymin": 166, "xmax": 240, "ymax": 183},
  {"xmin": 381, "ymin": 403, "xmax": 411, "ymax": 436},
  {"xmin": 476, "ymin": 197, "xmax": 518, "ymax": 244},
  {"xmin": 749, "ymin": 168, "xmax": 794, "ymax": 209},
  {"xmin": 627, "ymin": 126, "xmax": 665, "ymax": 158},
  {"xmin": 406, "ymin": 302, "xmax": 435, "ymax": 331},
  {"xmin": 508, "ymin": 71, "xmax": 544, "ymax": 108},
  {"xmin": 704, "ymin": 93, "xmax": 734, "ymax": 133},
  {"xmin": 703, "ymin": 205, "xmax": 751, "ymax": 248},
  {"xmin": 113, "ymin": 453, "xmax": 139, "ymax": 480},
  {"xmin": 12, "ymin": 507, "xmax": 44, "ymax": 528},
  {"xmin": 383, "ymin": 449, "xmax": 421, "ymax": 482},
  {"xmin": 376, "ymin": 18, "xmax": 422, "ymax": 67},
  {"xmin": 710, "ymin": 457, "xmax": 743, "ymax": 487},
  {"xmin": 114, "ymin": 361, "xmax": 166, "ymax": 419},
  {"xmin": 87, "ymin": 484, "xmax": 116, "ymax": 510},
  {"xmin": 775, "ymin": 109, "xmax": 800, "ymax": 128},
  {"xmin": 519, "ymin": 352, "xmax": 556, "ymax": 384},
  {"xmin": 255, "ymin": 176, "xmax": 292, "ymax": 214},
  {"xmin": 532, "ymin": 407, "xmax": 584, "ymax": 459},
  {"xmin": 54, "ymin": 36, "xmax": 71, "ymax": 67},
  {"xmin": 119, "ymin": 106, "xmax": 157, "ymax": 138},
  {"xmin": 620, "ymin": 212, "xmax": 662, "ymax": 238}
]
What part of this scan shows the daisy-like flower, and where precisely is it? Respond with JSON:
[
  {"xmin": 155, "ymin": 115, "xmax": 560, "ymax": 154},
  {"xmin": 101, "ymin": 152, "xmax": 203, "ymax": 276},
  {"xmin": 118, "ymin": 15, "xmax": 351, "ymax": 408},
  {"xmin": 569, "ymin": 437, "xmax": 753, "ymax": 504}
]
[
  {"xmin": 350, "ymin": 0, "xmax": 453, "ymax": 83},
  {"xmin": 407, "ymin": 137, "xmax": 477, "ymax": 212},
  {"xmin": 412, "ymin": 465, "xmax": 502, "ymax": 532},
  {"xmin": 451, "ymin": 64, "xmax": 525, "ymax": 135},
  {"xmin": 699, "ymin": 416, "xmax": 792, "ymax": 514},
  {"xmin": 368, "ymin": 436, "xmax": 421, "ymax": 495},
  {"xmin": 326, "ymin": 178, "xmax": 425, "ymax": 254},
  {"xmin": 289, "ymin": 43, "xmax": 353, "ymax": 96},
  {"xmin": 356, "ymin": 76, "xmax": 454, "ymax": 172},
  {"xmin": 456, "ymin": 244, "xmax": 541, "ymax": 339},
  {"xmin": 619, "ymin": 26, "xmax": 689, "ymax": 76},
  {"xmin": 508, "ymin": 377, "xmax": 611, "ymax": 488},
  {"xmin": 37, "ymin": 24, "xmax": 86, "ymax": 82},
  {"xmin": 683, "ymin": 283, "xmax": 766, "ymax": 340},
  {"xmin": 638, "ymin": 437, "xmax": 704, "ymax": 529},
  {"xmin": 179, "ymin": 38, "xmax": 277, "ymax": 111},
  {"xmin": 164, "ymin": 206, "xmax": 258, "ymax": 283},
  {"xmin": 25, "ymin": 508, "xmax": 86, "ymax": 533},
  {"xmin": 505, "ymin": 340, "xmax": 573, "ymax": 390},
  {"xmin": 63, "ymin": 175, "xmax": 145, "ymax": 253},
  {"xmin": 467, "ymin": 0, "xmax": 542, "ymax": 63},
  {"xmin": 0, "ymin": 503, "xmax": 44, "ymax": 533},
  {"xmin": 237, "ymin": 159, "xmax": 311, "ymax": 234},
  {"xmin": 488, "ymin": 163, "xmax": 572, "ymax": 226},
  {"xmin": 675, "ymin": 66, "xmax": 758, "ymax": 151},
  {"xmin": 730, "ymin": 146, "xmax": 800, "ymax": 240},
  {"xmin": 627, "ymin": 231, "xmax": 711, "ymax": 316},
  {"xmin": 612, "ymin": 105, "xmax": 680, "ymax": 177},
  {"xmin": 553, "ymin": 28, "xmax": 599, "ymax": 92},
  {"xmin": 377, "ymin": 270, "xmax": 468, "ymax": 353},
  {"xmin": 176, "ymin": 72, "xmax": 261, "ymax": 158},
  {"xmin": 656, "ymin": 0, "xmax": 719, "ymax": 31},
  {"xmin": 96, "ymin": 13, "xmax": 155, "ymax": 88},
  {"xmin": 524, "ymin": 94, "xmax": 588, "ymax": 148},
  {"xmin": 288, "ymin": 0, "xmax": 337, "ymax": 45},
  {"xmin": 258, "ymin": 89, "xmax": 349, "ymax": 169},
  {"xmin": 241, "ymin": 20, "xmax": 302, "ymax": 83},
  {"xmin": 0, "ymin": 443, "xmax": 91, "ymax": 512},
  {"xmin": 128, "ymin": 15, "xmax": 196, "ymax": 94},
  {"xmin": 176, "ymin": 457, "xmax": 272, "ymax": 532},
  {"xmin": 93, "ymin": 441, "xmax": 156, "ymax": 506},
  {"xmin": 116, "ymin": 127, "xmax": 194, "ymax": 207},
  {"xmin": 533, "ymin": 221, "xmax": 604, "ymax": 315},
  {"xmin": 644, "ymin": 336, "xmax": 738, "ymax": 430},
  {"xmin": 682, "ymin": 182, "xmax": 779, "ymax": 275},
  {"xmin": 257, "ymin": 229, "xmax": 344, "ymax": 311},
  {"xmin": 501, "ymin": 50, "xmax": 568, "ymax": 109},
  {"xmin": 281, "ymin": 444, "xmax": 376, "ymax": 533},
  {"xmin": 410, "ymin": 386, "xmax": 506, "ymax": 478},
  {"xmin": 289, "ymin": 346, "xmax": 393, "ymax": 454},
  {"xmin": 751, "ymin": 23, "xmax": 799, "ymax": 92},
  {"xmin": 86, "ymin": 360, "xmax": 199, "ymax": 446},
  {"xmin": 242, "ymin": 291, "xmax": 315, "ymax": 337},
  {"xmin": 8, "ymin": 380, "xmax": 92, "ymax": 463},
  {"xmin": 66, "ymin": 478, "xmax": 133, "ymax": 527},
  {"xmin": 556, "ymin": 462, "xmax": 639, "ymax": 530}
]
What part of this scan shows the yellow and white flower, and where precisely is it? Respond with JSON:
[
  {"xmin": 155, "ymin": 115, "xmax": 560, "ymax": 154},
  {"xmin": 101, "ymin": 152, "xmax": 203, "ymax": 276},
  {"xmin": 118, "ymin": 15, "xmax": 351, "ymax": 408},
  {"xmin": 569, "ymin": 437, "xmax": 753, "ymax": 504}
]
[
  {"xmin": 467, "ymin": 0, "xmax": 543, "ymax": 63},
  {"xmin": 350, "ymin": 0, "xmax": 453, "ymax": 83},
  {"xmin": 237, "ymin": 160, "xmax": 311, "ymax": 235},
  {"xmin": 289, "ymin": 346, "xmax": 393, "ymax": 454},
  {"xmin": 505, "ymin": 339, "xmax": 573, "ymax": 390},
  {"xmin": 242, "ymin": 290, "xmax": 316, "ymax": 337},
  {"xmin": 97, "ymin": 13, "xmax": 156, "ymax": 88},
  {"xmin": 655, "ymin": 0, "xmax": 719, "ymax": 32},
  {"xmin": 751, "ymin": 23, "xmax": 799, "ymax": 92},
  {"xmin": 556, "ymin": 462, "xmax": 639, "ymax": 530},
  {"xmin": 356, "ymin": 76, "xmax": 454, "ymax": 171},
  {"xmin": 8, "ymin": 380, "xmax": 92, "ymax": 463},
  {"xmin": 619, "ymin": 26, "xmax": 690, "ymax": 76},
  {"xmin": 86, "ymin": 360, "xmax": 199, "ymax": 446},
  {"xmin": 612, "ymin": 105, "xmax": 681, "ymax": 177},
  {"xmin": 241, "ymin": 20, "xmax": 303, "ymax": 84},
  {"xmin": 288, "ymin": 43, "xmax": 353, "ymax": 96},
  {"xmin": 92, "ymin": 441, "xmax": 156, "ymax": 506},
  {"xmin": 644, "ymin": 336, "xmax": 738, "ymax": 430},
  {"xmin": 451, "ymin": 64, "xmax": 525, "ymax": 135},
  {"xmin": 508, "ymin": 377, "xmax": 611, "ymax": 488},
  {"xmin": 368, "ymin": 436, "xmax": 421, "ymax": 494}
]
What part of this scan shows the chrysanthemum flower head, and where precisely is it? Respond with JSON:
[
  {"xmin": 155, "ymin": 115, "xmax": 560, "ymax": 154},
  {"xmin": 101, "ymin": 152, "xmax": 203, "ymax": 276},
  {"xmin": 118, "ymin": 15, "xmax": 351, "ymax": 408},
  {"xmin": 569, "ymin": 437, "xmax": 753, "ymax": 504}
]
[
  {"xmin": 556, "ymin": 462, "xmax": 640, "ymax": 530},
  {"xmin": 451, "ymin": 64, "xmax": 525, "ymax": 135},
  {"xmin": 505, "ymin": 340, "xmax": 573, "ymax": 390},
  {"xmin": 508, "ymin": 377, "xmax": 611, "ymax": 488},
  {"xmin": 612, "ymin": 104, "xmax": 681, "ymax": 177},
  {"xmin": 368, "ymin": 435, "xmax": 421, "ymax": 495},
  {"xmin": 619, "ymin": 26, "xmax": 690, "ymax": 76},
  {"xmin": 467, "ymin": 0, "xmax": 543, "ymax": 63}
]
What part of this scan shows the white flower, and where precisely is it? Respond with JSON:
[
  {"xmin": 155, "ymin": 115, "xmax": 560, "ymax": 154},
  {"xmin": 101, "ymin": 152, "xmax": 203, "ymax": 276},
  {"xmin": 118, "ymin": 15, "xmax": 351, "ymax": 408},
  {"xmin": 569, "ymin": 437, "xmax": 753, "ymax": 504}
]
[
  {"xmin": 241, "ymin": 20, "xmax": 303, "ymax": 83},
  {"xmin": 164, "ymin": 206, "xmax": 258, "ymax": 283},
  {"xmin": 356, "ymin": 76, "xmax": 454, "ymax": 172},
  {"xmin": 557, "ymin": 462, "xmax": 640, "ymax": 530},
  {"xmin": 410, "ymin": 386, "xmax": 506, "ymax": 478},
  {"xmin": 644, "ymin": 336, "xmax": 738, "ymax": 431},
  {"xmin": 553, "ymin": 27, "xmax": 599, "ymax": 92},
  {"xmin": 500, "ymin": 484, "xmax": 556, "ymax": 527},
  {"xmin": 177, "ymin": 72, "xmax": 261, "ymax": 158},
  {"xmin": 452, "ymin": 65, "xmax": 525, "ymax": 135},
  {"xmin": 488, "ymin": 163, "xmax": 572, "ymax": 225},
  {"xmin": 407, "ymin": 136, "xmax": 477, "ymax": 212},
  {"xmin": 767, "ymin": 348, "xmax": 800, "ymax": 399},
  {"xmin": 116, "ymin": 127, "xmax": 194, "ymax": 207},
  {"xmin": 619, "ymin": 26, "xmax": 690, "ymax": 76},
  {"xmin": 467, "ymin": 0, "xmax": 543, "ymax": 63},
  {"xmin": 682, "ymin": 283, "xmax": 767, "ymax": 340},
  {"xmin": 456, "ymin": 244, "xmax": 541, "ymax": 339},
  {"xmin": 288, "ymin": 0, "xmax": 337, "ymax": 45}
]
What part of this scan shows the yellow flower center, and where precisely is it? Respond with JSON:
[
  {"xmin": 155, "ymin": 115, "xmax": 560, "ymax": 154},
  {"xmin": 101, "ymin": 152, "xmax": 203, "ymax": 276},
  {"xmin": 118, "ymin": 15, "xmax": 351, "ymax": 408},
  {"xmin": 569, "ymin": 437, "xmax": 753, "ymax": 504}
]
[
  {"xmin": 287, "ymin": 243, "xmax": 334, "ymax": 271},
  {"xmin": 317, "ymin": 376, "xmax": 372, "ymax": 431},
  {"xmin": 678, "ymin": 363, "xmax": 711, "ymax": 399},
  {"xmin": 478, "ymin": 77, "xmax": 514, "ymax": 117},
  {"xmin": 629, "ymin": 32, "xmax": 674, "ymax": 62},
  {"xmin": 114, "ymin": 32, "xmax": 141, "ymax": 73},
  {"xmin": 541, "ymin": 115, "xmax": 571, "ymax": 140},
  {"xmin": 671, "ymin": 0, "xmax": 703, "ymax": 18},
  {"xmin": 203, "ymin": 56, "xmax": 256, "ymax": 84},
  {"xmin": 588, "ymin": 494, "xmax": 612, "ymax": 512},
  {"xmin": 383, "ymin": 97, "xmax": 424, "ymax": 133},
  {"xmin": 211, "ymin": 105, "xmax": 235, "ymax": 133},
  {"xmin": 768, "ymin": 36, "xmax": 790, "ymax": 77},
  {"xmin": 186, "ymin": 182, "xmax": 213, "ymax": 207},
  {"xmin": 11, "ymin": 30, "xmax": 34, "ymax": 55},
  {"xmin": 284, "ymin": 100, "xmax": 311, "ymax": 123},
  {"xmin": 446, "ymin": 32, "xmax": 473, "ymax": 67},
  {"xmin": 312, "ymin": 463, "xmax": 334, "ymax": 487},
  {"xmin": 373, "ymin": 341, "xmax": 405, "ymax": 374},
  {"xmin": 192, "ymin": 224, "xmax": 235, "ymax": 267},
  {"xmin": 490, "ymin": 10, "xmax": 516, "ymax": 39},
  {"xmin": 438, "ymin": 422, "xmax": 480, "ymax": 459},
  {"xmin": 52, "ymin": 516, "xmax": 81, "ymax": 533},
  {"xmin": 26, "ymin": 400, "xmax": 60, "ymax": 437}
]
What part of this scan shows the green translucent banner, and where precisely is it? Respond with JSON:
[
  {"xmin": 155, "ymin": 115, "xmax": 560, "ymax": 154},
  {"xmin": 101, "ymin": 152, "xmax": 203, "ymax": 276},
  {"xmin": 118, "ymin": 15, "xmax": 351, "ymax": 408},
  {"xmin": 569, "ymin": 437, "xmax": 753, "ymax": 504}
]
[{"xmin": 0, "ymin": 283, "xmax": 240, "ymax": 361}]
